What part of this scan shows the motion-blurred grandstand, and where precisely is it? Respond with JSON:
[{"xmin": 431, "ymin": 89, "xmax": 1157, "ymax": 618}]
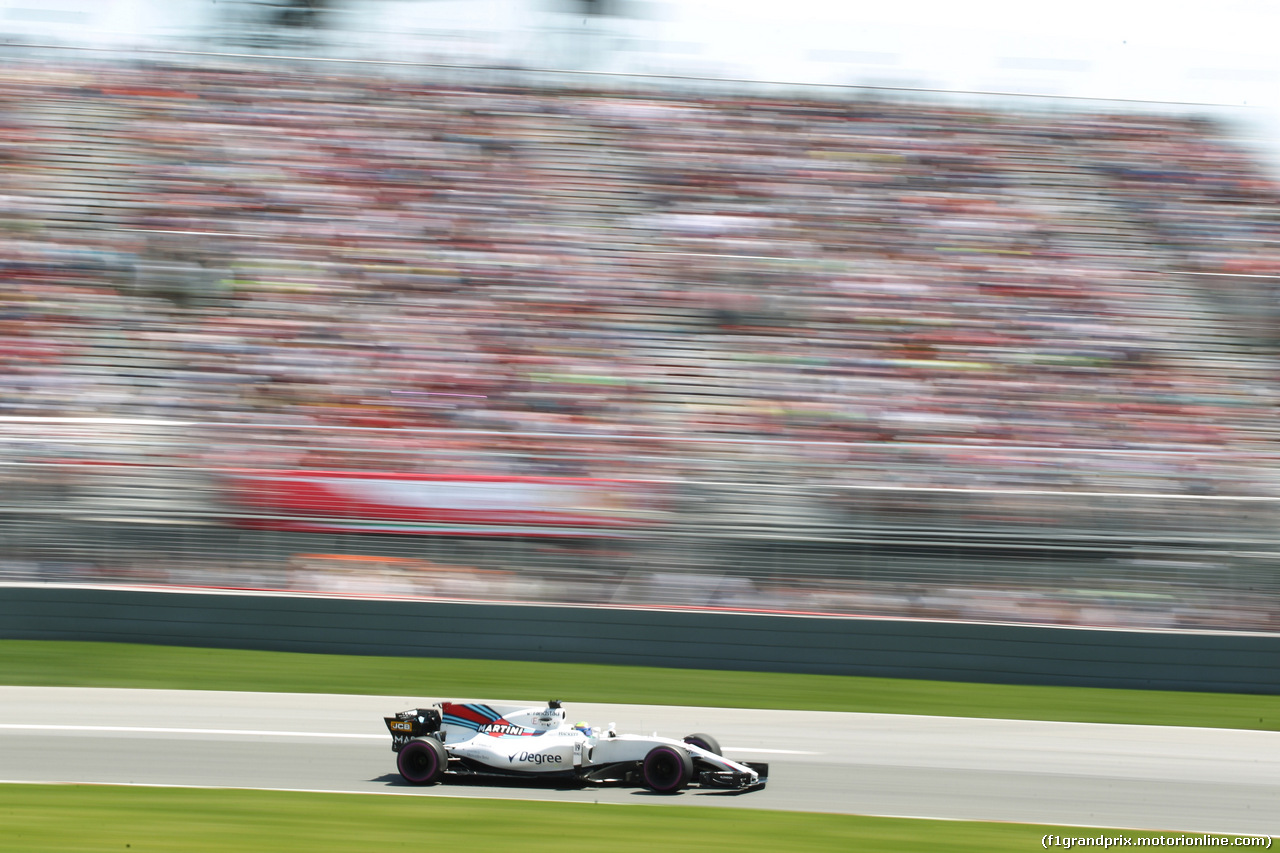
[{"xmin": 2, "ymin": 50, "xmax": 1279, "ymax": 632}]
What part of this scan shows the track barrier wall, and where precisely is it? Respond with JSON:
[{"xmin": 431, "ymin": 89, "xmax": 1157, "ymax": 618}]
[{"xmin": 2, "ymin": 584, "xmax": 1276, "ymax": 693}]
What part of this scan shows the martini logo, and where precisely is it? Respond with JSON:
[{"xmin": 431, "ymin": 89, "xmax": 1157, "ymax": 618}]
[{"xmin": 479, "ymin": 719, "xmax": 535, "ymax": 737}]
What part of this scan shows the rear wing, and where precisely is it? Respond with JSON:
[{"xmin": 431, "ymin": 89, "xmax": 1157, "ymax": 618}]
[{"xmin": 384, "ymin": 708, "xmax": 442, "ymax": 751}]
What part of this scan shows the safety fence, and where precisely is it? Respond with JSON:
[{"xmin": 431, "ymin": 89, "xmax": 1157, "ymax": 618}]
[{"xmin": 2, "ymin": 419, "xmax": 1278, "ymax": 634}]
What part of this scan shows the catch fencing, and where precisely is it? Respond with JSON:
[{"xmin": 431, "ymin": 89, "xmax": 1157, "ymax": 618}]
[{"xmin": 1, "ymin": 418, "xmax": 1278, "ymax": 634}]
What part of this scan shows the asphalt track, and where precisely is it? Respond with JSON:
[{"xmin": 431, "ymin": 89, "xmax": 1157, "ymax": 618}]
[{"xmin": 1, "ymin": 687, "xmax": 1276, "ymax": 836}]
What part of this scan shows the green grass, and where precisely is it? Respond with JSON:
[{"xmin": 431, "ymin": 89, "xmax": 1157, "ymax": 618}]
[
  {"xmin": 0, "ymin": 784, "xmax": 1203, "ymax": 853},
  {"xmin": 3, "ymin": 640, "xmax": 1278, "ymax": 730}
]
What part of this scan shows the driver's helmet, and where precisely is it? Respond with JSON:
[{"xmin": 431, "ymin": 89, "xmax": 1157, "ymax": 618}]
[{"xmin": 573, "ymin": 721, "xmax": 593, "ymax": 737}]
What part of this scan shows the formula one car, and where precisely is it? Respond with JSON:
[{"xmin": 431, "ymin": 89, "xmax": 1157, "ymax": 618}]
[{"xmin": 384, "ymin": 700, "xmax": 767, "ymax": 793}]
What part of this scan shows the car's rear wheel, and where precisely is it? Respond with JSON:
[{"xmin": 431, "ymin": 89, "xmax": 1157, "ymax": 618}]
[
  {"xmin": 682, "ymin": 733, "xmax": 721, "ymax": 756},
  {"xmin": 397, "ymin": 738, "xmax": 447, "ymax": 785},
  {"xmin": 641, "ymin": 744, "xmax": 693, "ymax": 793}
]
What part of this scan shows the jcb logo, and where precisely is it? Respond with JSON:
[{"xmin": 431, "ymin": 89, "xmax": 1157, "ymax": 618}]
[{"xmin": 389, "ymin": 721, "xmax": 414, "ymax": 732}]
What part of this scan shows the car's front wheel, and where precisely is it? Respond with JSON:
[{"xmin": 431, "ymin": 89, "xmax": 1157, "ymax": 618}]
[
  {"xmin": 397, "ymin": 738, "xmax": 447, "ymax": 785},
  {"xmin": 682, "ymin": 733, "xmax": 722, "ymax": 756},
  {"xmin": 641, "ymin": 744, "xmax": 693, "ymax": 793}
]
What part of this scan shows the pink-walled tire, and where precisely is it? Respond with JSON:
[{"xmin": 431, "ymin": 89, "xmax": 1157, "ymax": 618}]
[
  {"xmin": 641, "ymin": 744, "xmax": 693, "ymax": 793},
  {"xmin": 397, "ymin": 738, "xmax": 447, "ymax": 785}
]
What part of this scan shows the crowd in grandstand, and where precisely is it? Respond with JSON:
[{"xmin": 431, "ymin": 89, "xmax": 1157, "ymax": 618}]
[{"xmin": 1, "ymin": 56, "xmax": 1279, "ymax": 500}]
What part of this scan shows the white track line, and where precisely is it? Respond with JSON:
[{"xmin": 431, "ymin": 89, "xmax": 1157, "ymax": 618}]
[
  {"xmin": 0, "ymin": 724, "xmax": 818, "ymax": 753},
  {"xmin": 0, "ymin": 724, "xmax": 382, "ymax": 739},
  {"xmin": 718, "ymin": 747, "xmax": 817, "ymax": 754}
]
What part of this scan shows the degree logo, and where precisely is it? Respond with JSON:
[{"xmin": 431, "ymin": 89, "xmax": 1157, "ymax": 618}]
[{"xmin": 508, "ymin": 751, "xmax": 563, "ymax": 765}]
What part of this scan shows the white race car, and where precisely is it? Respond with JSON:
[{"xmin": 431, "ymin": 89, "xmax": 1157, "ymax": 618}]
[{"xmin": 384, "ymin": 699, "xmax": 767, "ymax": 793}]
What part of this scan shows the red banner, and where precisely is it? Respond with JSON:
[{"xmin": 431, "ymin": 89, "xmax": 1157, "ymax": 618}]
[{"xmin": 221, "ymin": 469, "xmax": 662, "ymax": 535}]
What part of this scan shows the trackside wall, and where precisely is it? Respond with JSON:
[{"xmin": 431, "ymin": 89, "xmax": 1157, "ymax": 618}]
[{"xmin": 2, "ymin": 584, "xmax": 1276, "ymax": 693}]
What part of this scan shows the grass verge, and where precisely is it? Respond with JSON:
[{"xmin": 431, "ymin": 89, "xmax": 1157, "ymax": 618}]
[
  {"xmin": 0, "ymin": 784, "xmax": 1202, "ymax": 853},
  {"xmin": 2, "ymin": 640, "xmax": 1278, "ymax": 730}
]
